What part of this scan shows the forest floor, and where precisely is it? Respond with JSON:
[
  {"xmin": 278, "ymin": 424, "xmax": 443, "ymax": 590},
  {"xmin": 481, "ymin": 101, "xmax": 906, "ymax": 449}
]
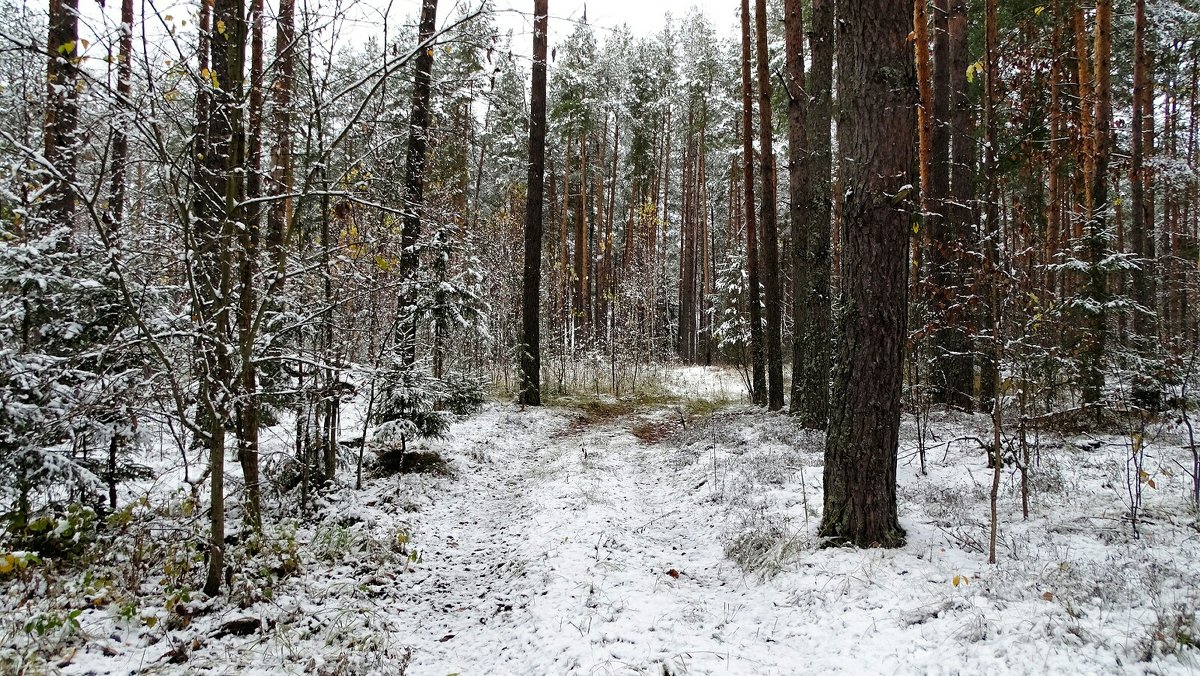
[{"xmin": 7, "ymin": 366, "xmax": 1200, "ymax": 674}]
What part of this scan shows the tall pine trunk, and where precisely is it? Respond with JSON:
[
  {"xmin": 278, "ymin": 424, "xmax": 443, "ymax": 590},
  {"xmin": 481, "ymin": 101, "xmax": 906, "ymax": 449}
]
[
  {"xmin": 820, "ymin": 0, "xmax": 915, "ymax": 548},
  {"xmin": 397, "ymin": 0, "xmax": 439, "ymax": 366},
  {"xmin": 792, "ymin": 0, "xmax": 834, "ymax": 428},
  {"xmin": 755, "ymin": 0, "xmax": 784, "ymax": 411},
  {"xmin": 740, "ymin": 0, "xmax": 766, "ymax": 405},
  {"xmin": 519, "ymin": 0, "xmax": 548, "ymax": 406}
]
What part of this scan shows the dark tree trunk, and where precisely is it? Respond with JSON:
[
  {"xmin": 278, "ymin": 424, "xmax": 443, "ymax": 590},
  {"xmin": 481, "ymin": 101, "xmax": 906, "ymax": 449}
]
[
  {"xmin": 927, "ymin": 0, "xmax": 968, "ymax": 408},
  {"xmin": 235, "ymin": 0, "xmax": 265, "ymax": 532},
  {"xmin": 266, "ymin": 0, "xmax": 295, "ymax": 266},
  {"xmin": 755, "ymin": 0, "xmax": 784, "ymax": 410},
  {"xmin": 792, "ymin": 0, "xmax": 834, "ymax": 428},
  {"xmin": 740, "ymin": 0, "xmax": 766, "ymax": 405},
  {"xmin": 195, "ymin": 0, "xmax": 247, "ymax": 597},
  {"xmin": 820, "ymin": 0, "xmax": 915, "ymax": 548},
  {"xmin": 45, "ymin": 0, "xmax": 80, "ymax": 239},
  {"xmin": 519, "ymin": 0, "xmax": 548, "ymax": 406},
  {"xmin": 397, "ymin": 0, "xmax": 439, "ymax": 366},
  {"xmin": 1130, "ymin": 0, "xmax": 1155, "ymax": 340}
]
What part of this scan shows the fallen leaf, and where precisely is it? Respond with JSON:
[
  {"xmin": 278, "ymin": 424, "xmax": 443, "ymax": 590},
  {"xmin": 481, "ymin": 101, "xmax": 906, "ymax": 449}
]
[
  {"xmin": 1042, "ymin": 591, "xmax": 1054, "ymax": 601},
  {"xmin": 439, "ymin": 634, "xmax": 455, "ymax": 642},
  {"xmin": 666, "ymin": 569, "xmax": 680, "ymax": 579}
]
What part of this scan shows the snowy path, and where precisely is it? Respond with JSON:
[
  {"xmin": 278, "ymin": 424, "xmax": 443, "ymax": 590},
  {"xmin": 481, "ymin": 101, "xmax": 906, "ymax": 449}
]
[{"xmin": 395, "ymin": 400, "xmax": 813, "ymax": 675}]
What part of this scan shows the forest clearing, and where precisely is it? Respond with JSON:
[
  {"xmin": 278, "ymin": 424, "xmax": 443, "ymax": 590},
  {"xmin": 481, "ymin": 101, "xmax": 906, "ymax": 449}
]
[
  {"xmin": 4, "ymin": 0, "xmax": 1200, "ymax": 672},
  {"xmin": 8, "ymin": 366, "xmax": 1200, "ymax": 674}
]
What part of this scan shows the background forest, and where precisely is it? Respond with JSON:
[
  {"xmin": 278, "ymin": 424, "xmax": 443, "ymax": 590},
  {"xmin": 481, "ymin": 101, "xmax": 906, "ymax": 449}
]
[{"xmin": 4, "ymin": 0, "xmax": 1200, "ymax": 672}]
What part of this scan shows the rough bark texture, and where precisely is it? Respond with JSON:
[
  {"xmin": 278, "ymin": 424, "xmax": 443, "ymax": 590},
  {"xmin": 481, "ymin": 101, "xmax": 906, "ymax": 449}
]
[
  {"xmin": 519, "ymin": 0, "xmax": 548, "ymax": 406},
  {"xmin": 784, "ymin": 0, "xmax": 809, "ymax": 414},
  {"xmin": 755, "ymin": 0, "xmax": 783, "ymax": 411},
  {"xmin": 397, "ymin": 0, "xmax": 439, "ymax": 366},
  {"xmin": 44, "ymin": 0, "xmax": 80, "ymax": 238},
  {"xmin": 820, "ymin": 0, "xmax": 915, "ymax": 548},
  {"xmin": 1130, "ymin": 0, "xmax": 1155, "ymax": 340},
  {"xmin": 740, "ymin": 0, "xmax": 766, "ymax": 405},
  {"xmin": 792, "ymin": 0, "xmax": 834, "ymax": 428}
]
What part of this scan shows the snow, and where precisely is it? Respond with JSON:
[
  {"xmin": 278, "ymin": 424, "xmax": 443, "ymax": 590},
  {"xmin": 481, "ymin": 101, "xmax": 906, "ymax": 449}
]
[{"xmin": 6, "ymin": 365, "xmax": 1200, "ymax": 674}]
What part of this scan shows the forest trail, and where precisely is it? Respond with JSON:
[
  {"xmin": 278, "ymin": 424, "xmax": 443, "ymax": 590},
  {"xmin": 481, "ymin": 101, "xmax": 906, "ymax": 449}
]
[{"xmin": 393, "ymin": 386, "xmax": 812, "ymax": 674}]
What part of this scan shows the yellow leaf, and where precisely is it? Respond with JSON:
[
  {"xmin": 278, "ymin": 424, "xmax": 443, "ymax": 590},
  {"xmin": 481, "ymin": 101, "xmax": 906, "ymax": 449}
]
[
  {"xmin": 0, "ymin": 554, "xmax": 14, "ymax": 574},
  {"xmin": 216, "ymin": 19, "xmax": 227, "ymax": 35},
  {"xmin": 1034, "ymin": 5, "xmax": 1045, "ymax": 16},
  {"xmin": 1133, "ymin": 433, "xmax": 1143, "ymax": 453},
  {"xmin": 952, "ymin": 575, "xmax": 961, "ymax": 587},
  {"xmin": 58, "ymin": 40, "xmax": 76, "ymax": 55},
  {"xmin": 912, "ymin": 222, "xmax": 920, "ymax": 235}
]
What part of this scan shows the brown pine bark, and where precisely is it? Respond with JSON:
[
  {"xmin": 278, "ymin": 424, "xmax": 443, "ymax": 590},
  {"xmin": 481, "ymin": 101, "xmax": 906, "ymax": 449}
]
[
  {"xmin": 784, "ymin": 0, "xmax": 808, "ymax": 415},
  {"xmin": 820, "ymin": 0, "xmax": 915, "ymax": 548},
  {"xmin": 755, "ymin": 0, "xmax": 784, "ymax": 410},
  {"xmin": 519, "ymin": 0, "xmax": 548, "ymax": 406},
  {"xmin": 740, "ymin": 0, "xmax": 766, "ymax": 404},
  {"xmin": 1081, "ymin": 0, "xmax": 1112, "ymax": 406}
]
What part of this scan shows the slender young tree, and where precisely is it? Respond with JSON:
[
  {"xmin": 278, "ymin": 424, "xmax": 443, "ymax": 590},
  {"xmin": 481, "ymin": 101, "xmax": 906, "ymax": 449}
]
[
  {"xmin": 740, "ymin": 0, "xmax": 766, "ymax": 404},
  {"xmin": 784, "ymin": 0, "xmax": 808, "ymax": 412},
  {"xmin": 820, "ymin": 0, "xmax": 915, "ymax": 548},
  {"xmin": 520, "ymin": 0, "xmax": 548, "ymax": 406}
]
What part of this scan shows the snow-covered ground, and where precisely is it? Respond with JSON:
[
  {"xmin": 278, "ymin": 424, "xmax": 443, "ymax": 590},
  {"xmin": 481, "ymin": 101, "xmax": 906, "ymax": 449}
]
[{"xmin": 6, "ymin": 365, "xmax": 1200, "ymax": 674}]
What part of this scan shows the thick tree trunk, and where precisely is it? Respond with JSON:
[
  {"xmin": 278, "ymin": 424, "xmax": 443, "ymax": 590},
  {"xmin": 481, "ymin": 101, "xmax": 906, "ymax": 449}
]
[
  {"xmin": 755, "ymin": 0, "xmax": 784, "ymax": 411},
  {"xmin": 820, "ymin": 0, "xmax": 914, "ymax": 548},
  {"xmin": 519, "ymin": 0, "xmax": 548, "ymax": 406},
  {"xmin": 740, "ymin": 0, "xmax": 766, "ymax": 404},
  {"xmin": 397, "ymin": 0, "xmax": 439, "ymax": 366}
]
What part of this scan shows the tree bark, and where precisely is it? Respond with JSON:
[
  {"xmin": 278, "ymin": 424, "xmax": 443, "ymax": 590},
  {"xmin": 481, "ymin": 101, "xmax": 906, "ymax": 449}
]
[
  {"xmin": 44, "ymin": 0, "xmax": 80, "ymax": 239},
  {"xmin": 740, "ymin": 0, "xmax": 766, "ymax": 405},
  {"xmin": 519, "ymin": 0, "xmax": 548, "ymax": 406},
  {"xmin": 754, "ymin": 0, "xmax": 784, "ymax": 410},
  {"xmin": 784, "ymin": 0, "xmax": 808, "ymax": 416},
  {"xmin": 792, "ymin": 0, "xmax": 834, "ymax": 428},
  {"xmin": 397, "ymin": 0, "xmax": 439, "ymax": 366},
  {"xmin": 820, "ymin": 0, "xmax": 914, "ymax": 548}
]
